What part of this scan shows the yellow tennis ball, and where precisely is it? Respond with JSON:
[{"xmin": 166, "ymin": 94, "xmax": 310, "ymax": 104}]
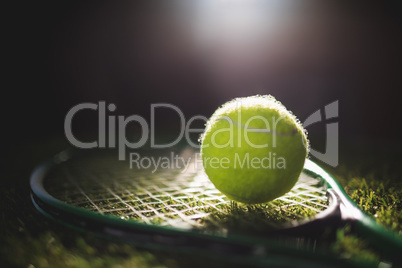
[{"xmin": 200, "ymin": 95, "xmax": 308, "ymax": 204}]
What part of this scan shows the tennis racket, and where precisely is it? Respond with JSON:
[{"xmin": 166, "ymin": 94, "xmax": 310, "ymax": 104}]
[{"xmin": 30, "ymin": 148, "xmax": 402, "ymax": 267}]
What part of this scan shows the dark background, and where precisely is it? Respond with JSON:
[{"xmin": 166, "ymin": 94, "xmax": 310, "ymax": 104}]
[{"xmin": 6, "ymin": 0, "xmax": 402, "ymax": 160}]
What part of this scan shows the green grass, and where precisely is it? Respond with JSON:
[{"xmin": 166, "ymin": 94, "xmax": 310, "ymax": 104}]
[
  {"xmin": 1, "ymin": 137, "xmax": 401, "ymax": 267},
  {"xmin": 331, "ymin": 226, "xmax": 380, "ymax": 264},
  {"xmin": 3, "ymin": 233, "xmax": 168, "ymax": 268},
  {"xmin": 346, "ymin": 179, "xmax": 401, "ymax": 233},
  {"xmin": 325, "ymin": 147, "xmax": 402, "ymax": 264}
]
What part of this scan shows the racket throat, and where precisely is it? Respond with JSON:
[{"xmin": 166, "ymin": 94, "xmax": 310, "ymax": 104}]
[{"xmin": 273, "ymin": 190, "xmax": 357, "ymax": 240}]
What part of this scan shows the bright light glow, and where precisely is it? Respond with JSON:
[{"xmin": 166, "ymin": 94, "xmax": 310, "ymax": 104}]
[
  {"xmin": 190, "ymin": 0, "xmax": 295, "ymax": 86},
  {"xmin": 193, "ymin": 0, "xmax": 290, "ymax": 43}
]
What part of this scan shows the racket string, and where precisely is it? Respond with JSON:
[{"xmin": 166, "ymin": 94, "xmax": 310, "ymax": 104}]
[{"xmin": 47, "ymin": 154, "xmax": 329, "ymax": 231}]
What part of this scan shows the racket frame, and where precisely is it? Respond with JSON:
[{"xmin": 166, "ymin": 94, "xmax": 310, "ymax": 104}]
[{"xmin": 30, "ymin": 149, "xmax": 402, "ymax": 265}]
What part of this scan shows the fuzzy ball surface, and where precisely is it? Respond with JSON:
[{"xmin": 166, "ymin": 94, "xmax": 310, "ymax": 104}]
[{"xmin": 200, "ymin": 95, "xmax": 308, "ymax": 204}]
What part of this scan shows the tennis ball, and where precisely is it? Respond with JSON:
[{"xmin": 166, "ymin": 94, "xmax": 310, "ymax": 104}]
[{"xmin": 200, "ymin": 95, "xmax": 308, "ymax": 204}]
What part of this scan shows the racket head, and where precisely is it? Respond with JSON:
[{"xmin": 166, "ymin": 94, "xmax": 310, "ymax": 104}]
[
  {"xmin": 31, "ymin": 148, "xmax": 334, "ymax": 235},
  {"xmin": 30, "ymin": 148, "xmax": 401, "ymax": 266}
]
